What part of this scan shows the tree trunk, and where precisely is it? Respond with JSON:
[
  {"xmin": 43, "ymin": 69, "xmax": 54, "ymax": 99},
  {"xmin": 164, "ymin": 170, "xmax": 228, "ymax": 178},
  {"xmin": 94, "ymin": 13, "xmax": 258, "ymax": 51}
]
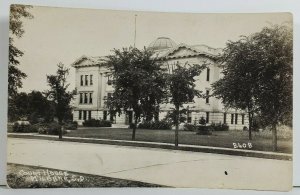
[
  {"xmin": 132, "ymin": 118, "xmax": 137, "ymax": 140},
  {"xmin": 248, "ymin": 112, "xmax": 252, "ymax": 140},
  {"xmin": 59, "ymin": 125, "xmax": 63, "ymax": 140},
  {"xmin": 272, "ymin": 124, "xmax": 278, "ymax": 151},
  {"xmin": 175, "ymin": 105, "xmax": 179, "ymax": 147},
  {"xmin": 58, "ymin": 119, "xmax": 63, "ymax": 140}
]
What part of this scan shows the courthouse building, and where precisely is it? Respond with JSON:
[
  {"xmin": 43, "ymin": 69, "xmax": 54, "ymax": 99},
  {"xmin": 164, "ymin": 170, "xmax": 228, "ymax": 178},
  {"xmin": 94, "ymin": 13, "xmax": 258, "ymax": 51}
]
[{"xmin": 71, "ymin": 37, "xmax": 248, "ymax": 130}]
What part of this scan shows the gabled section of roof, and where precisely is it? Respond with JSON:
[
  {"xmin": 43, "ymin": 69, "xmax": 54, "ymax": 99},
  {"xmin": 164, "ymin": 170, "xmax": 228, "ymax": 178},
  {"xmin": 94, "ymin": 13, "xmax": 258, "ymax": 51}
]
[
  {"xmin": 71, "ymin": 55, "xmax": 108, "ymax": 68},
  {"xmin": 152, "ymin": 43, "xmax": 222, "ymax": 60}
]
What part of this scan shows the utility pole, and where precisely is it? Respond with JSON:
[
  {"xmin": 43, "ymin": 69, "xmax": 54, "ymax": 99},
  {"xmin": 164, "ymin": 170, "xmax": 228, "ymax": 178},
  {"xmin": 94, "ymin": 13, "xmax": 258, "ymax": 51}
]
[{"xmin": 134, "ymin": 14, "xmax": 137, "ymax": 48}]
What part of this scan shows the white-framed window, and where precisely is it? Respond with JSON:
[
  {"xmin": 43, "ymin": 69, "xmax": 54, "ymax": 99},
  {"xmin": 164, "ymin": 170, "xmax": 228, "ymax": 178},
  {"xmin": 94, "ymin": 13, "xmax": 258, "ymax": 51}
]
[
  {"xmin": 107, "ymin": 75, "xmax": 114, "ymax": 85},
  {"xmin": 206, "ymin": 68, "xmax": 210, "ymax": 81},
  {"xmin": 80, "ymin": 75, "xmax": 84, "ymax": 86},
  {"xmin": 85, "ymin": 75, "xmax": 88, "ymax": 86},
  {"xmin": 89, "ymin": 93, "xmax": 93, "ymax": 104},
  {"xmin": 79, "ymin": 92, "xmax": 93, "ymax": 104},
  {"xmin": 90, "ymin": 75, "xmax": 93, "ymax": 85},
  {"xmin": 206, "ymin": 90, "xmax": 210, "ymax": 104}
]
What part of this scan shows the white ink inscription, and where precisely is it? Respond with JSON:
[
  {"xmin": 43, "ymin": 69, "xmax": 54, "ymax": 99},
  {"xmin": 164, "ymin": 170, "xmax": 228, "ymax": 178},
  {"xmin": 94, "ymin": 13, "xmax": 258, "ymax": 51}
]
[{"xmin": 233, "ymin": 142, "xmax": 252, "ymax": 149}]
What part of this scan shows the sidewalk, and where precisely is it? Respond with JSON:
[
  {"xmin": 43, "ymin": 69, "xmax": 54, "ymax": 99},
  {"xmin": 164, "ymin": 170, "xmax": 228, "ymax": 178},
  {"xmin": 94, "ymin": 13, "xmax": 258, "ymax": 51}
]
[{"xmin": 7, "ymin": 133, "xmax": 292, "ymax": 160}]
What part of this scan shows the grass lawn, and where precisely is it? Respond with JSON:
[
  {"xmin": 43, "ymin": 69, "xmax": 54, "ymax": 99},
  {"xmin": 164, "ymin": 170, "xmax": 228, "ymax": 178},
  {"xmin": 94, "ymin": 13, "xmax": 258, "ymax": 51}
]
[
  {"xmin": 7, "ymin": 163, "xmax": 163, "ymax": 188},
  {"xmin": 66, "ymin": 127, "xmax": 292, "ymax": 154}
]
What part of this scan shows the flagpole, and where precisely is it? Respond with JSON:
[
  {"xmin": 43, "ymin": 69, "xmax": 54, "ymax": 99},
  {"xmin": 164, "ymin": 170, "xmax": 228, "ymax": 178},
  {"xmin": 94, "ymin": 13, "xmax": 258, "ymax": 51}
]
[{"xmin": 134, "ymin": 14, "xmax": 137, "ymax": 48}]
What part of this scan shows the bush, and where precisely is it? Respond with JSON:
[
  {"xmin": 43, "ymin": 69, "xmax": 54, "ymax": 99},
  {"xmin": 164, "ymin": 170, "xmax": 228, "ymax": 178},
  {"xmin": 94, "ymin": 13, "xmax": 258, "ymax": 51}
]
[
  {"xmin": 65, "ymin": 121, "xmax": 78, "ymax": 130},
  {"xmin": 138, "ymin": 120, "xmax": 172, "ymax": 130},
  {"xmin": 47, "ymin": 122, "xmax": 63, "ymax": 135},
  {"xmin": 38, "ymin": 122, "xmax": 67, "ymax": 135},
  {"xmin": 183, "ymin": 123, "xmax": 197, "ymax": 131},
  {"xmin": 196, "ymin": 125, "xmax": 213, "ymax": 135},
  {"xmin": 210, "ymin": 123, "xmax": 229, "ymax": 131},
  {"xmin": 13, "ymin": 123, "xmax": 30, "ymax": 133},
  {"xmin": 82, "ymin": 119, "xmax": 112, "ymax": 127},
  {"xmin": 12, "ymin": 121, "xmax": 38, "ymax": 133}
]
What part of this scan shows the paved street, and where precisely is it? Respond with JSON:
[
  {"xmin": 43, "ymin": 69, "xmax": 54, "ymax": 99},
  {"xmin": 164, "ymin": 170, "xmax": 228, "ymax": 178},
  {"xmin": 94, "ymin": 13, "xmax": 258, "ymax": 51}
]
[{"xmin": 7, "ymin": 138, "xmax": 292, "ymax": 190}]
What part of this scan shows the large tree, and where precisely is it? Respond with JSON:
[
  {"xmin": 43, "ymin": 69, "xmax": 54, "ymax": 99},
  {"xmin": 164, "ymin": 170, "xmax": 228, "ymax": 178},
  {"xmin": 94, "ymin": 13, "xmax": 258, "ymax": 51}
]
[
  {"xmin": 212, "ymin": 24, "xmax": 292, "ymax": 151},
  {"xmin": 8, "ymin": 5, "xmax": 33, "ymax": 121},
  {"xmin": 253, "ymin": 25, "xmax": 292, "ymax": 151},
  {"xmin": 105, "ymin": 47, "xmax": 167, "ymax": 140},
  {"xmin": 212, "ymin": 35, "xmax": 261, "ymax": 140},
  {"xmin": 9, "ymin": 4, "xmax": 33, "ymax": 97},
  {"xmin": 10, "ymin": 91, "xmax": 55, "ymax": 123},
  {"xmin": 167, "ymin": 63, "xmax": 205, "ymax": 147},
  {"xmin": 46, "ymin": 63, "xmax": 74, "ymax": 139}
]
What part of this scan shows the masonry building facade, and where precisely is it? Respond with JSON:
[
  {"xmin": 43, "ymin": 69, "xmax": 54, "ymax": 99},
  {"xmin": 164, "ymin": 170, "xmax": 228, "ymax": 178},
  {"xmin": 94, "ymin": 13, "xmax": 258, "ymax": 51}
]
[{"xmin": 71, "ymin": 37, "xmax": 249, "ymax": 130}]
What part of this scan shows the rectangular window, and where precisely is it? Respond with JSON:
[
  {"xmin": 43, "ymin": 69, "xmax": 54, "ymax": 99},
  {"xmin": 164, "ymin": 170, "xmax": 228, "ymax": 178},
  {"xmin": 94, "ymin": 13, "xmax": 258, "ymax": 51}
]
[
  {"xmin": 83, "ymin": 111, "xmax": 87, "ymax": 120},
  {"xmin": 79, "ymin": 93, "xmax": 83, "ymax": 104},
  {"xmin": 206, "ymin": 90, "xmax": 210, "ymax": 104},
  {"xmin": 107, "ymin": 75, "xmax": 113, "ymax": 85},
  {"xmin": 103, "ymin": 111, "xmax": 107, "ymax": 120},
  {"xmin": 206, "ymin": 112, "xmax": 209, "ymax": 123},
  {"xmin": 206, "ymin": 68, "xmax": 210, "ymax": 81},
  {"xmin": 88, "ymin": 111, "xmax": 92, "ymax": 120},
  {"xmin": 89, "ymin": 93, "xmax": 93, "ymax": 104},
  {"xmin": 84, "ymin": 93, "xmax": 88, "ymax": 104},
  {"xmin": 223, "ymin": 113, "xmax": 227, "ymax": 124},
  {"xmin": 187, "ymin": 111, "xmax": 192, "ymax": 123},
  {"xmin": 80, "ymin": 75, "xmax": 83, "ymax": 86},
  {"xmin": 85, "ymin": 75, "xmax": 88, "ymax": 86},
  {"xmin": 242, "ymin": 114, "xmax": 245, "ymax": 125},
  {"xmin": 235, "ymin": 114, "xmax": 238, "ymax": 124},
  {"xmin": 79, "ymin": 111, "xmax": 82, "ymax": 120},
  {"xmin": 90, "ymin": 75, "xmax": 93, "ymax": 85},
  {"xmin": 231, "ymin": 114, "xmax": 234, "ymax": 124}
]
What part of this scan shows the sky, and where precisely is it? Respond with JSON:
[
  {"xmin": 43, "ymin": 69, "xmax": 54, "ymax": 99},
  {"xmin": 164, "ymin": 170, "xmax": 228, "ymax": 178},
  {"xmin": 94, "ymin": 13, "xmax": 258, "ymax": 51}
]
[{"xmin": 13, "ymin": 6, "xmax": 292, "ymax": 93}]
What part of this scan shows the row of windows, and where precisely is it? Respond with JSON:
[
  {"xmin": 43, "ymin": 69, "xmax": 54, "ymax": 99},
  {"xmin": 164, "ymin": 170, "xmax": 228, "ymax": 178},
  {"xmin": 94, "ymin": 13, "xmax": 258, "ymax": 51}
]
[
  {"xmin": 78, "ymin": 110, "xmax": 116, "ymax": 123},
  {"xmin": 80, "ymin": 75, "xmax": 93, "ymax": 86},
  {"xmin": 79, "ymin": 92, "xmax": 93, "ymax": 104},
  {"xmin": 80, "ymin": 67, "xmax": 209, "ymax": 87},
  {"xmin": 80, "ymin": 74, "xmax": 116, "ymax": 87},
  {"xmin": 190, "ymin": 112, "xmax": 245, "ymax": 125},
  {"xmin": 224, "ymin": 113, "xmax": 245, "ymax": 125},
  {"xmin": 81, "ymin": 91, "xmax": 211, "ymax": 104},
  {"xmin": 78, "ymin": 110, "xmax": 92, "ymax": 120}
]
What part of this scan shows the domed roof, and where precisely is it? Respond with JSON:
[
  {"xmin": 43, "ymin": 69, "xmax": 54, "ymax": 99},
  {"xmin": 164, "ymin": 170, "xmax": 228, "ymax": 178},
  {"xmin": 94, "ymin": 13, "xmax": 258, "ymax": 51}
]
[{"xmin": 148, "ymin": 37, "xmax": 177, "ymax": 50}]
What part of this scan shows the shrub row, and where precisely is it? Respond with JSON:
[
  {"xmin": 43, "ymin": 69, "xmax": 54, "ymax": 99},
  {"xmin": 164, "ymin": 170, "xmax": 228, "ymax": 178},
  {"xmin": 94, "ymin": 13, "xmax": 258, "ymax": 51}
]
[
  {"xmin": 37, "ymin": 122, "xmax": 67, "ymax": 135},
  {"xmin": 65, "ymin": 121, "xmax": 78, "ymax": 130},
  {"xmin": 82, "ymin": 119, "xmax": 112, "ymax": 127},
  {"xmin": 210, "ymin": 123, "xmax": 229, "ymax": 131},
  {"xmin": 137, "ymin": 120, "xmax": 172, "ymax": 130},
  {"xmin": 13, "ymin": 123, "xmax": 38, "ymax": 133},
  {"xmin": 13, "ymin": 121, "xmax": 77, "ymax": 135},
  {"xmin": 183, "ymin": 124, "xmax": 197, "ymax": 131}
]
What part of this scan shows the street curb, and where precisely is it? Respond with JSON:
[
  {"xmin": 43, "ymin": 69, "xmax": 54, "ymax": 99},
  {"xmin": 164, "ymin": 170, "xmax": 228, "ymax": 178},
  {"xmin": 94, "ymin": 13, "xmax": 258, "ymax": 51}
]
[{"xmin": 8, "ymin": 133, "xmax": 292, "ymax": 161}]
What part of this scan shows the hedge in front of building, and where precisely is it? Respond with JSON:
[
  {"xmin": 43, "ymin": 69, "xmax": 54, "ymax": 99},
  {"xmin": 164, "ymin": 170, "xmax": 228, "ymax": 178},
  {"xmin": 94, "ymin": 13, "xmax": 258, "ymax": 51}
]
[
  {"xmin": 137, "ymin": 120, "xmax": 172, "ymax": 130},
  {"xmin": 82, "ymin": 119, "xmax": 112, "ymax": 127}
]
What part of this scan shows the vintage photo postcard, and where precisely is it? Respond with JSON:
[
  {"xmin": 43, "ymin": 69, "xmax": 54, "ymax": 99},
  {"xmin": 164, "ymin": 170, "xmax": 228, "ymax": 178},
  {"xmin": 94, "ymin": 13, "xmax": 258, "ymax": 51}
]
[{"xmin": 7, "ymin": 5, "xmax": 293, "ymax": 190}]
